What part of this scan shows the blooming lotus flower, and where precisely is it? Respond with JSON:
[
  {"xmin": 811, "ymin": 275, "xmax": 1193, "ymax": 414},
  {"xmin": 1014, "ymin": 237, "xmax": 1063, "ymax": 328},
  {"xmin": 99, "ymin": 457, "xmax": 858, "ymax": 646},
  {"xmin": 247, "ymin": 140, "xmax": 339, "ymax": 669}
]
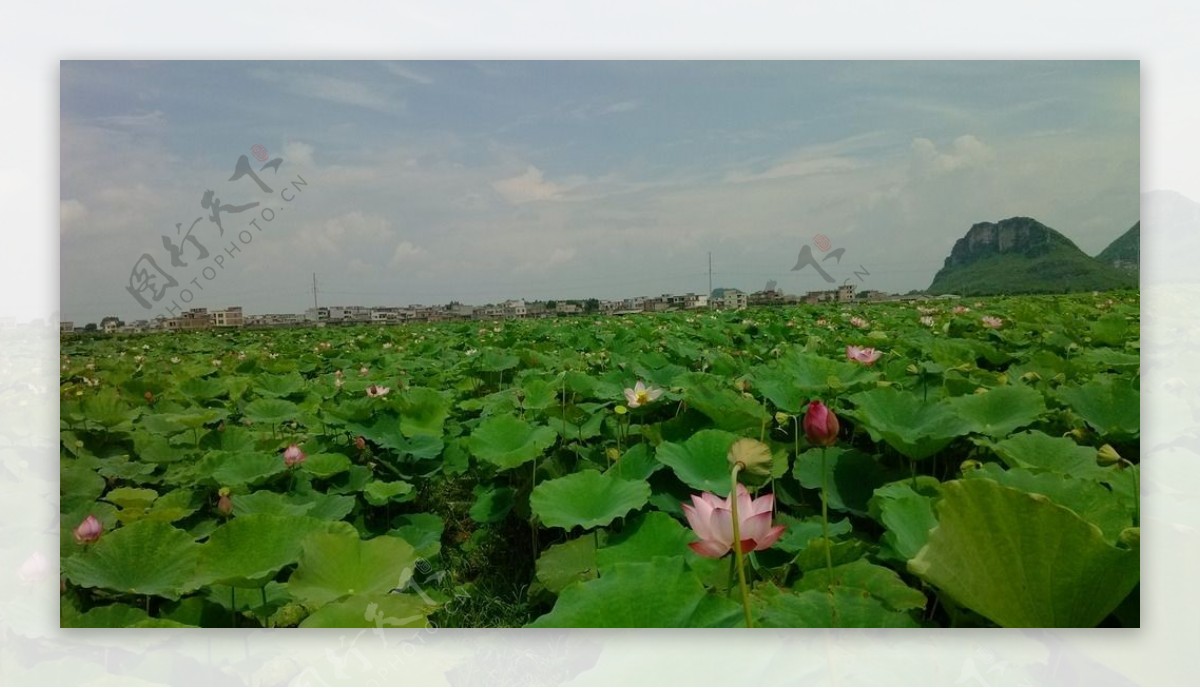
[
  {"xmin": 623, "ymin": 380, "xmax": 663, "ymax": 408},
  {"xmin": 366, "ymin": 384, "xmax": 390, "ymax": 398},
  {"xmin": 846, "ymin": 345, "xmax": 881, "ymax": 366},
  {"xmin": 919, "ymin": 316, "xmax": 935, "ymax": 327},
  {"xmin": 981, "ymin": 316, "xmax": 1003, "ymax": 329},
  {"xmin": 283, "ymin": 444, "xmax": 306, "ymax": 468},
  {"xmin": 73, "ymin": 515, "xmax": 103, "ymax": 545},
  {"xmin": 683, "ymin": 484, "xmax": 786, "ymax": 558},
  {"xmin": 359, "ymin": 366, "xmax": 369, "ymax": 376},
  {"xmin": 953, "ymin": 305, "xmax": 970, "ymax": 315},
  {"xmin": 850, "ymin": 316, "xmax": 869, "ymax": 329},
  {"xmin": 803, "ymin": 400, "xmax": 839, "ymax": 447}
]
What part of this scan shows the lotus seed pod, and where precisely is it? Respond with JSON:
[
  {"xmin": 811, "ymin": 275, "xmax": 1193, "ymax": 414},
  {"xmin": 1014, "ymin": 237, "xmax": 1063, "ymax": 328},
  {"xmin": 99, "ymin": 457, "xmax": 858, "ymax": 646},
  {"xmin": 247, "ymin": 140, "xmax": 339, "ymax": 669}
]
[
  {"xmin": 960, "ymin": 459, "xmax": 983, "ymax": 473},
  {"xmin": 728, "ymin": 437, "xmax": 774, "ymax": 482}
]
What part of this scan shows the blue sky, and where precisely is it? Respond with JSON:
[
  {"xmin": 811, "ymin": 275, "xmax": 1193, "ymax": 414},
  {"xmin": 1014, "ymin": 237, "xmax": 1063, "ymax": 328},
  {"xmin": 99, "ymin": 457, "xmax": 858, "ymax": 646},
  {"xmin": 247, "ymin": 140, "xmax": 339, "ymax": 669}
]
[{"xmin": 60, "ymin": 61, "xmax": 1139, "ymax": 323}]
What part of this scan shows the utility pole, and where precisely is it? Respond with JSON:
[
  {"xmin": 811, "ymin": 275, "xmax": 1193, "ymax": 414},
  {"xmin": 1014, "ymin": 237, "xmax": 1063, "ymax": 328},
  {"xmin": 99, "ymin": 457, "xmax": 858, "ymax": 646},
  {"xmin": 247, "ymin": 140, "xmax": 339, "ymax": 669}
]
[
  {"xmin": 312, "ymin": 273, "xmax": 318, "ymax": 310},
  {"xmin": 708, "ymin": 252, "xmax": 712, "ymax": 297}
]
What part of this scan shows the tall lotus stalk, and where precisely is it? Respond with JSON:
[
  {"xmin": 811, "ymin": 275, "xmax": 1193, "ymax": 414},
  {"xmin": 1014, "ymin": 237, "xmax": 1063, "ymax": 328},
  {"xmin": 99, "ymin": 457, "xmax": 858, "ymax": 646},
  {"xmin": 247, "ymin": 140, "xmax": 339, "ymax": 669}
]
[{"xmin": 803, "ymin": 400, "xmax": 840, "ymax": 584}]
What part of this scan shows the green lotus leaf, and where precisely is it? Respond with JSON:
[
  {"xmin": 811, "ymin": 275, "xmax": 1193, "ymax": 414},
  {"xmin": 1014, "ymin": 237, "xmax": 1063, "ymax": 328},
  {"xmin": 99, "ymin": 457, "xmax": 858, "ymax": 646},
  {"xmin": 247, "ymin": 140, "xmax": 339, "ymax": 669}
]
[
  {"xmin": 389, "ymin": 513, "xmax": 444, "ymax": 561},
  {"xmin": 754, "ymin": 584, "xmax": 921, "ymax": 628},
  {"xmin": 178, "ymin": 376, "xmax": 228, "ymax": 401},
  {"xmin": 794, "ymin": 447, "xmax": 902, "ymax": 517},
  {"xmin": 531, "ymin": 469, "xmax": 650, "ymax": 530},
  {"xmin": 603, "ymin": 442, "xmax": 663, "ymax": 482},
  {"xmin": 773, "ymin": 513, "xmax": 853, "ymax": 554},
  {"xmin": 362, "ymin": 480, "xmax": 415, "ymax": 506},
  {"xmin": 654, "ymin": 428, "xmax": 740, "ymax": 496},
  {"xmin": 676, "ymin": 372, "xmax": 770, "ymax": 432},
  {"xmin": 287, "ymin": 531, "xmax": 421, "ymax": 608},
  {"xmin": 299, "ymin": 593, "xmax": 436, "ymax": 628},
  {"xmin": 846, "ymin": 388, "xmax": 969, "ymax": 460},
  {"xmin": 1057, "ymin": 376, "xmax": 1139, "ymax": 440},
  {"xmin": 230, "ymin": 491, "xmax": 356, "ymax": 521},
  {"xmin": 527, "ymin": 556, "xmax": 741, "ymax": 628},
  {"xmin": 397, "ymin": 387, "xmax": 451, "ymax": 438},
  {"xmin": 986, "ymin": 430, "xmax": 1111, "ymax": 479},
  {"xmin": 301, "ymin": 453, "xmax": 352, "ymax": 479},
  {"xmin": 596, "ymin": 511, "xmax": 703, "ymax": 573},
  {"xmin": 793, "ymin": 559, "xmax": 927, "ymax": 612},
  {"xmin": 963, "ymin": 464, "xmax": 1134, "ymax": 543},
  {"xmin": 192, "ymin": 514, "xmax": 353, "ymax": 588},
  {"xmin": 909, "ymin": 478, "xmax": 1139, "ymax": 627},
  {"xmin": 535, "ymin": 535, "xmax": 598, "ymax": 594},
  {"xmin": 63, "ymin": 520, "xmax": 201, "ymax": 599},
  {"xmin": 200, "ymin": 451, "xmax": 286, "ymax": 487},
  {"xmin": 104, "ymin": 487, "xmax": 158, "ymax": 511},
  {"xmin": 242, "ymin": 398, "xmax": 300, "ymax": 425},
  {"xmin": 252, "ymin": 371, "xmax": 306, "ymax": 397},
  {"xmin": 468, "ymin": 414, "xmax": 558, "ymax": 470},
  {"xmin": 81, "ymin": 389, "xmax": 137, "ymax": 430},
  {"xmin": 469, "ymin": 484, "xmax": 515, "ymax": 524},
  {"xmin": 63, "ymin": 603, "xmax": 194, "ymax": 628},
  {"xmin": 869, "ymin": 480, "xmax": 938, "ymax": 562},
  {"xmin": 61, "ymin": 460, "xmax": 107, "ymax": 513},
  {"xmin": 948, "ymin": 384, "xmax": 1046, "ymax": 437}
]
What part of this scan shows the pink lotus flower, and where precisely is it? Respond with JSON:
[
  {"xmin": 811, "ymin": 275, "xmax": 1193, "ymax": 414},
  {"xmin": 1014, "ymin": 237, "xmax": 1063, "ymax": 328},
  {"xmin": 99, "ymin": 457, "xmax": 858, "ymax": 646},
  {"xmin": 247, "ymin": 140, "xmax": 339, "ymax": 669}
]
[
  {"xmin": 953, "ymin": 305, "xmax": 970, "ymax": 315},
  {"xmin": 846, "ymin": 345, "xmax": 881, "ymax": 366},
  {"xmin": 366, "ymin": 384, "xmax": 390, "ymax": 398},
  {"xmin": 981, "ymin": 316, "xmax": 1003, "ymax": 329},
  {"xmin": 850, "ymin": 316, "xmax": 869, "ymax": 329},
  {"xmin": 623, "ymin": 380, "xmax": 663, "ymax": 408},
  {"xmin": 283, "ymin": 444, "xmax": 306, "ymax": 468},
  {"xmin": 682, "ymin": 484, "xmax": 786, "ymax": 558},
  {"xmin": 803, "ymin": 400, "xmax": 840, "ymax": 447},
  {"xmin": 73, "ymin": 515, "xmax": 103, "ymax": 545}
]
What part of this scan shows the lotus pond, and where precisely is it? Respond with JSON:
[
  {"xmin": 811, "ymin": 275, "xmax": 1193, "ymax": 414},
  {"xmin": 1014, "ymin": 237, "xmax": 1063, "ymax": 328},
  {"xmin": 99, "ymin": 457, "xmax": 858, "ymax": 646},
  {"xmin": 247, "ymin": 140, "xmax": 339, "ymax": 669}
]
[{"xmin": 59, "ymin": 291, "xmax": 1140, "ymax": 628}]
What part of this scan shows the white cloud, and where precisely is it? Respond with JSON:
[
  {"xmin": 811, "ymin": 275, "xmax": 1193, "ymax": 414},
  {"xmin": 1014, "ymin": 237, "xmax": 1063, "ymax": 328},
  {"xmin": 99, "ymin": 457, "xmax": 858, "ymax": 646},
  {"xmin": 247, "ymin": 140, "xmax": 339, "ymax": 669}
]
[
  {"xmin": 491, "ymin": 166, "xmax": 567, "ymax": 204},
  {"xmin": 283, "ymin": 140, "xmax": 315, "ymax": 169},
  {"xmin": 389, "ymin": 241, "xmax": 427, "ymax": 267},
  {"xmin": 603, "ymin": 100, "xmax": 639, "ymax": 114},
  {"xmin": 724, "ymin": 155, "xmax": 861, "ymax": 184},
  {"xmin": 249, "ymin": 67, "xmax": 404, "ymax": 113},
  {"xmin": 384, "ymin": 63, "xmax": 434, "ymax": 85},
  {"xmin": 95, "ymin": 110, "xmax": 166, "ymax": 129},
  {"xmin": 60, "ymin": 199, "xmax": 88, "ymax": 232},
  {"xmin": 911, "ymin": 135, "xmax": 995, "ymax": 174}
]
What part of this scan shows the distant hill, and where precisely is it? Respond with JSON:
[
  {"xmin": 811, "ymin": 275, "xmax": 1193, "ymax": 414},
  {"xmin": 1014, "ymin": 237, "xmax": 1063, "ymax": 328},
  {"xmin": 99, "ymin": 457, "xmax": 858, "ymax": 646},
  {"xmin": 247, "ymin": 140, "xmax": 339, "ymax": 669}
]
[
  {"xmin": 927, "ymin": 217, "xmax": 1138, "ymax": 296},
  {"xmin": 1097, "ymin": 222, "xmax": 1139, "ymax": 273}
]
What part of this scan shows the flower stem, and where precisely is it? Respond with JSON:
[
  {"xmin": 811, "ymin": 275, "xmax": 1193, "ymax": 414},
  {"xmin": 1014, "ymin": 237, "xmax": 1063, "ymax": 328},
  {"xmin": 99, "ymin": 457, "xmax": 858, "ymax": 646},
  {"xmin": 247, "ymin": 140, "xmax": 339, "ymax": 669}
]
[
  {"xmin": 729, "ymin": 464, "xmax": 754, "ymax": 628},
  {"xmin": 820, "ymin": 446, "xmax": 834, "ymax": 582}
]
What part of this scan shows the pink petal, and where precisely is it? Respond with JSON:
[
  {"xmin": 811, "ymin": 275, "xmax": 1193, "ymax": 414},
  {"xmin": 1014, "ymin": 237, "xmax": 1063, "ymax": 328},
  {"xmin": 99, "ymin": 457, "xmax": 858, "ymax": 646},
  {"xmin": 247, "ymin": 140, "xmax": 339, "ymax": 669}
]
[
  {"xmin": 753, "ymin": 524, "xmax": 787, "ymax": 551},
  {"xmin": 749, "ymin": 492, "xmax": 775, "ymax": 517},
  {"xmin": 739, "ymin": 510, "xmax": 775, "ymax": 543},
  {"xmin": 709, "ymin": 507, "xmax": 735, "ymax": 548},
  {"xmin": 682, "ymin": 503, "xmax": 713, "ymax": 541},
  {"xmin": 689, "ymin": 540, "xmax": 730, "ymax": 558}
]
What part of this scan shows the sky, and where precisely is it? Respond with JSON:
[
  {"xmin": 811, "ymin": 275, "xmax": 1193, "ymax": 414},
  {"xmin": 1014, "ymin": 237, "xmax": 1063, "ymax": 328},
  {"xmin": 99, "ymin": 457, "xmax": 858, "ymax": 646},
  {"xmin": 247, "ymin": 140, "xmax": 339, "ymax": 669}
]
[{"xmin": 59, "ymin": 60, "xmax": 1140, "ymax": 324}]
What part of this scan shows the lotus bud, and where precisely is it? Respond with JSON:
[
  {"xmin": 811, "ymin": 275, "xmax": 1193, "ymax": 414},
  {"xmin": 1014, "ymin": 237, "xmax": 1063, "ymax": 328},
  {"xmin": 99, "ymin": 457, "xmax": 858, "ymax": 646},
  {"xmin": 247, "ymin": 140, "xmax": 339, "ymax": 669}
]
[
  {"xmin": 1118, "ymin": 527, "xmax": 1139, "ymax": 549},
  {"xmin": 144, "ymin": 390, "xmax": 155, "ymax": 404},
  {"xmin": 217, "ymin": 487, "xmax": 233, "ymax": 516},
  {"xmin": 283, "ymin": 444, "xmax": 306, "ymax": 468},
  {"xmin": 728, "ymin": 437, "xmax": 774, "ymax": 482},
  {"xmin": 1097, "ymin": 444, "xmax": 1122, "ymax": 467},
  {"xmin": 803, "ymin": 401, "xmax": 840, "ymax": 447},
  {"xmin": 354, "ymin": 436, "xmax": 367, "ymax": 452},
  {"xmin": 73, "ymin": 515, "xmax": 103, "ymax": 545}
]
